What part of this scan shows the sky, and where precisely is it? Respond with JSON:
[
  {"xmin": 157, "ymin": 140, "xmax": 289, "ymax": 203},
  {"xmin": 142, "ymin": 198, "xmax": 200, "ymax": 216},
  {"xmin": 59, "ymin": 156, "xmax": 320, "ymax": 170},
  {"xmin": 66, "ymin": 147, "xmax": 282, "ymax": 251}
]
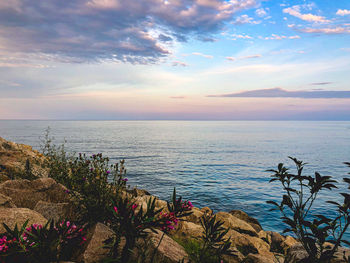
[{"xmin": 0, "ymin": 0, "xmax": 350, "ymax": 120}]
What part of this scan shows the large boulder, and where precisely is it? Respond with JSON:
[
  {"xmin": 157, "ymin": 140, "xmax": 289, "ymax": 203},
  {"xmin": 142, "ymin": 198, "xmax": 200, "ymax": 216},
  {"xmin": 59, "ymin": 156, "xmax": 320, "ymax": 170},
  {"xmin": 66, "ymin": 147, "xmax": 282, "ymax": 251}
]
[
  {"xmin": 0, "ymin": 137, "xmax": 47, "ymax": 180},
  {"xmin": 0, "ymin": 178, "xmax": 70, "ymax": 209},
  {"xmin": 172, "ymin": 221, "xmax": 204, "ymax": 240},
  {"xmin": 34, "ymin": 201, "xmax": 75, "ymax": 222},
  {"xmin": 243, "ymin": 253, "xmax": 278, "ymax": 263},
  {"xmin": 182, "ymin": 207, "xmax": 204, "ymax": 224},
  {"xmin": 229, "ymin": 210, "xmax": 262, "ymax": 232},
  {"xmin": 0, "ymin": 207, "xmax": 47, "ymax": 233},
  {"xmin": 285, "ymin": 243, "xmax": 350, "ymax": 263},
  {"xmin": 82, "ymin": 223, "xmax": 114, "ymax": 263},
  {"xmin": 135, "ymin": 229, "xmax": 189, "ymax": 263},
  {"xmin": 216, "ymin": 212, "xmax": 258, "ymax": 237},
  {"xmin": 0, "ymin": 193, "xmax": 16, "ymax": 208}
]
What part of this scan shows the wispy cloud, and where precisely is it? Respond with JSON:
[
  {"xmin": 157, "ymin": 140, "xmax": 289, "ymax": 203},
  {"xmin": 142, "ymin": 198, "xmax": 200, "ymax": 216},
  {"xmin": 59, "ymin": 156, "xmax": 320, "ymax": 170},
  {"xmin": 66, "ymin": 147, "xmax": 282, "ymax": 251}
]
[
  {"xmin": 169, "ymin": 96, "xmax": 185, "ymax": 99},
  {"xmin": 283, "ymin": 5, "xmax": 330, "ymax": 23},
  {"xmin": 263, "ymin": 34, "xmax": 300, "ymax": 40},
  {"xmin": 172, "ymin": 61, "xmax": 188, "ymax": 67},
  {"xmin": 299, "ymin": 26, "xmax": 350, "ymax": 34},
  {"xmin": 310, "ymin": 82, "xmax": 332, "ymax": 86},
  {"xmin": 191, "ymin": 52, "xmax": 213, "ymax": 59},
  {"xmin": 207, "ymin": 87, "xmax": 350, "ymax": 98},
  {"xmin": 226, "ymin": 54, "xmax": 261, "ymax": 61},
  {"xmin": 231, "ymin": 34, "xmax": 253, "ymax": 40},
  {"xmin": 336, "ymin": 9, "xmax": 350, "ymax": 16}
]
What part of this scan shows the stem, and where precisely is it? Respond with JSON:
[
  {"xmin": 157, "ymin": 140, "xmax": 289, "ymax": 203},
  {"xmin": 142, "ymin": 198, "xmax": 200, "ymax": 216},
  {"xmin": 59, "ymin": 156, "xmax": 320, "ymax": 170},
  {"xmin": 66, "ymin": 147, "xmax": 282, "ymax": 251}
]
[
  {"xmin": 150, "ymin": 232, "xmax": 165, "ymax": 263},
  {"xmin": 330, "ymin": 220, "xmax": 350, "ymax": 257}
]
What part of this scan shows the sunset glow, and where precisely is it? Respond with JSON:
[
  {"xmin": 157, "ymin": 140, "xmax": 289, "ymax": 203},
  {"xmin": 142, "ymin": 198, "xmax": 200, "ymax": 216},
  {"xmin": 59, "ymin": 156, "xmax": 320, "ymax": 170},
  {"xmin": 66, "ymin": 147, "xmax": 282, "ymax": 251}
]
[{"xmin": 1, "ymin": 0, "xmax": 349, "ymax": 120}]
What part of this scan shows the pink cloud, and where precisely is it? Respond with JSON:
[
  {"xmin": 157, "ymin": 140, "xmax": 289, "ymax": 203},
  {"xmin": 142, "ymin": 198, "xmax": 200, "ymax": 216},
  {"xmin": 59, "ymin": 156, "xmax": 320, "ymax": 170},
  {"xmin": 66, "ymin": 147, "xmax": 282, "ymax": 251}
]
[
  {"xmin": 336, "ymin": 9, "xmax": 350, "ymax": 16},
  {"xmin": 300, "ymin": 27, "xmax": 350, "ymax": 34},
  {"xmin": 283, "ymin": 6, "xmax": 330, "ymax": 23}
]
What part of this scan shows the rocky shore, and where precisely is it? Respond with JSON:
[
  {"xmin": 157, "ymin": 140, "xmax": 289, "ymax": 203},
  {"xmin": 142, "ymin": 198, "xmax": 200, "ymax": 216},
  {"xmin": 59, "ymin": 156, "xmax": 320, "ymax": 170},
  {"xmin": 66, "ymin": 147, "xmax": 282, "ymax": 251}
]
[{"xmin": 0, "ymin": 136, "xmax": 349, "ymax": 263}]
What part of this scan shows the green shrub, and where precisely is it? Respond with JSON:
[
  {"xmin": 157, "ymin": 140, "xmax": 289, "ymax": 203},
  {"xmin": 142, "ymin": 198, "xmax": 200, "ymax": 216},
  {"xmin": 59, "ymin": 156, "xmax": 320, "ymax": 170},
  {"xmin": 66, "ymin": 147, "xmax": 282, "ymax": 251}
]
[
  {"xmin": 267, "ymin": 157, "xmax": 350, "ymax": 262},
  {"xmin": 41, "ymin": 128, "xmax": 127, "ymax": 225},
  {"xmin": 104, "ymin": 188, "xmax": 194, "ymax": 262},
  {"xmin": 0, "ymin": 220, "xmax": 86, "ymax": 263}
]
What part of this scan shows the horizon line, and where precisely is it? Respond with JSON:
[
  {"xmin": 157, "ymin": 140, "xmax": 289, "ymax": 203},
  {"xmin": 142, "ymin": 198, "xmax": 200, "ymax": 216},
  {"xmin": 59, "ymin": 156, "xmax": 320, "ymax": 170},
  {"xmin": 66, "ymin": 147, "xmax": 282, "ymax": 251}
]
[{"xmin": 1, "ymin": 119, "xmax": 350, "ymax": 122}]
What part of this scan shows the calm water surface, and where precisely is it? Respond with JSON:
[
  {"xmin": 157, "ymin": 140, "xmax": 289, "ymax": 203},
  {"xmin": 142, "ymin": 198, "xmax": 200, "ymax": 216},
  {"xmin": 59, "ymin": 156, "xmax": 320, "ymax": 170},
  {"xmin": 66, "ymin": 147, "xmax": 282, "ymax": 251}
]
[{"xmin": 0, "ymin": 120, "xmax": 349, "ymax": 239}]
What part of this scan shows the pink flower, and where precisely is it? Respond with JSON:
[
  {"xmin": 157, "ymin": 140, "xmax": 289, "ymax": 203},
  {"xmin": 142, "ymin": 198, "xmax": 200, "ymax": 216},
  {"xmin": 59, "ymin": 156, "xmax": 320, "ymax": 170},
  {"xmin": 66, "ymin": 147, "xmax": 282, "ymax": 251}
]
[
  {"xmin": 132, "ymin": 204, "xmax": 138, "ymax": 210},
  {"xmin": 113, "ymin": 206, "xmax": 118, "ymax": 214}
]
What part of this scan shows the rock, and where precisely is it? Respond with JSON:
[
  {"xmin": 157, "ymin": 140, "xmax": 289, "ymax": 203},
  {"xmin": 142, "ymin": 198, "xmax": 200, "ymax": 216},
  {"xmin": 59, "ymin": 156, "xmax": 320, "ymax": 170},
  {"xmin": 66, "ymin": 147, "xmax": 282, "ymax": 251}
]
[
  {"xmin": 200, "ymin": 206, "xmax": 213, "ymax": 214},
  {"xmin": 136, "ymin": 229, "xmax": 189, "ymax": 263},
  {"xmin": 216, "ymin": 212, "xmax": 258, "ymax": 237},
  {"xmin": 82, "ymin": 223, "xmax": 114, "ymax": 263},
  {"xmin": 182, "ymin": 207, "xmax": 204, "ymax": 224},
  {"xmin": 223, "ymin": 250, "xmax": 246, "ymax": 263},
  {"xmin": 245, "ymin": 236, "xmax": 271, "ymax": 255},
  {"xmin": 227, "ymin": 229, "xmax": 272, "ymax": 258},
  {"xmin": 228, "ymin": 229, "xmax": 259, "ymax": 256},
  {"xmin": 258, "ymin": 230, "xmax": 271, "ymax": 244},
  {"xmin": 0, "ymin": 207, "xmax": 47, "ymax": 233},
  {"xmin": 172, "ymin": 221, "xmax": 204, "ymax": 240},
  {"xmin": 34, "ymin": 201, "xmax": 74, "ymax": 222},
  {"xmin": 0, "ymin": 193, "xmax": 16, "ymax": 208},
  {"xmin": 155, "ymin": 199, "xmax": 168, "ymax": 211},
  {"xmin": 331, "ymin": 246, "xmax": 350, "ymax": 263},
  {"xmin": 243, "ymin": 253, "xmax": 278, "ymax": 263},
  {"xmin": 282, "ymin": 236, "xmax": 298, "ymax": 253},
  {"xmin": 0, "ymin": 137, "xmax": 47, "ymax": 181},
  {"xmin": 285, "ymin": 242, "xmax": 350, "ymax": 263},
  {"xmin": 0, "ymin": 178, "xmax": 70, "ymax": 209},
  {"xmin": 284, "ymin": 243, "xmax": 309, "ymax": 263},
  {"xmin": 266, "ymin": 231, "xmax": 285, "ymax": 253},
  {"xmin": 127, "ymin": 187, "xmax": 151, "ymax": 197},
  {"xmin": 229, "ymin": 210, "xmax": 263, "ymax": 232}
]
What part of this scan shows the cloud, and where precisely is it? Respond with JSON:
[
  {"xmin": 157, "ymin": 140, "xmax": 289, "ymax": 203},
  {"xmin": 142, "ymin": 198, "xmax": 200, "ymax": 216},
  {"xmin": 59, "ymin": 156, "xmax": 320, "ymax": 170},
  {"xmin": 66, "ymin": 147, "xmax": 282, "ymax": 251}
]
[
  {"xmin": 226, "ymin": 54, "xmax": 261, "ymax": 61},
  {"xmin": 191, "ymin": 52, "xmax": 213, "ymax": 59},
  {"xmin": 264, "ymin": 34, "xmax": 300, "ymax": 40},
  {"xmin": 231, "ymin": 34, "xmax": 252, "ymax": 40},
  {"xmin": 240, "ymin": 54, "xmax": 262, "ymax": 59},
  {"xmin": 299, "ymin": 26, "xmax": 350, "ymax": 34},
  {"xmin": 255, "ymin": 8, "xmax": 268, "ymax": 17},
  {"xmin": 336, "ymin": 9, "xmax": 350, "ymax": 16},
  {"xmin": 169, "ymin": 96, "xmax": 185, "ymax": 99},
  {"xmin": 232, "ymin": 14, "xmax": 260, "ymax": 25},
  {"xmin": 283, "ymin": 5, "xmax": 330, "ymax": 23},
  {"xmin": 207, "ymin": 87, "xmax": 350, "ymax": 98},
  {"xmin": 172, "ymin": 61, "xmax": 188, "ymax": 67},
  {"xmin": 0, "ymin": 0, "xmax": 259, "ymax": 64},
  {"xmin": 310, "ymin": 82, "xmax": 332, "ymax": 86}
]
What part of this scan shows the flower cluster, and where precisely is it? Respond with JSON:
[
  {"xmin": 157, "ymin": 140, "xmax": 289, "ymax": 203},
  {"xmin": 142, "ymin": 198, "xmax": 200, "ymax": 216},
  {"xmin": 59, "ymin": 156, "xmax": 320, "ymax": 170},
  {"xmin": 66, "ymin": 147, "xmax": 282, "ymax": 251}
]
[
  {"xmin": 181, "ymin": 200, "xmax": 194, "ymax": 211},
  {"xmin": 0, "ymin": 220, "xmax": 86, "ymax": 259},
  {"xmin": 159, "ymin": 212, "xmax": 179, "ymax": 232},
  {"xmin": 0, "ymin": 236, "xmax": 11, "ymax": 253}
]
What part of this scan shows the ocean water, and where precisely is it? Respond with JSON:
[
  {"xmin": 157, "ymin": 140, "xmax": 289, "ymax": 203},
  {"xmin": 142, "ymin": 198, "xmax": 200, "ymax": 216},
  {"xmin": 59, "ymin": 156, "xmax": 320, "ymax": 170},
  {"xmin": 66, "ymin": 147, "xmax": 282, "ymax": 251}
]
[{"xmin": 0, "ymin": 120, "xmax": 349, "ymax": 239}]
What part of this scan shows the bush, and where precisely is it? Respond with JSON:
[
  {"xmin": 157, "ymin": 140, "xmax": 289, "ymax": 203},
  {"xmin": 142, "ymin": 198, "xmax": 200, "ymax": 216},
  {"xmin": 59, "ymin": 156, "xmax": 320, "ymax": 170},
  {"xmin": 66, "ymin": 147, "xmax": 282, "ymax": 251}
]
[
  {"xmin": 104, "ymin": 188, "xmax": 193, "ymax": 262},
  {"xmin": 267, "ymin": 157, "xmax": 350, "ymax": 262},
  {"xmin": 0, "ymin": 219, "xmax": 86, "ymax": 263},
  {"xmin": 41, "ymin": 128, "xmax": 127, "ymax": 225}
]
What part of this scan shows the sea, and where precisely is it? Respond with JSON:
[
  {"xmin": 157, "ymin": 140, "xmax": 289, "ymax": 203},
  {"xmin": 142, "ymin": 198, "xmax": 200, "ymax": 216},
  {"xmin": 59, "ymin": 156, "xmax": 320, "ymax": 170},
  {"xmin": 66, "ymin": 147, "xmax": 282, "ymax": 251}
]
[{"xmin": 0, "ymin": 120, "xmax": 349, "ymax": 240}]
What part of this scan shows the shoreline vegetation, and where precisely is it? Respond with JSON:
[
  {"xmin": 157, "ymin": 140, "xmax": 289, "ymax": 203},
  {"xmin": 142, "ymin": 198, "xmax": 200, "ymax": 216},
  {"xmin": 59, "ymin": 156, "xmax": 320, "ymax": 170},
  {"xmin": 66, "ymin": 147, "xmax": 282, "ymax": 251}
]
[{"xmin": 0, "ymin": 133, "xmax": 349, "ymax": 263}]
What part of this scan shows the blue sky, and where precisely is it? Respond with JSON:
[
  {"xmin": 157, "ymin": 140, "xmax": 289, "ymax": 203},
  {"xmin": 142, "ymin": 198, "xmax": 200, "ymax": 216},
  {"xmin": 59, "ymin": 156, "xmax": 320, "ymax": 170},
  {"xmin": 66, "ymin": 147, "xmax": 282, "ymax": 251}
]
[{"xmin": 0, "ymin": 0, "xmax": 350, "ymax": 120}]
